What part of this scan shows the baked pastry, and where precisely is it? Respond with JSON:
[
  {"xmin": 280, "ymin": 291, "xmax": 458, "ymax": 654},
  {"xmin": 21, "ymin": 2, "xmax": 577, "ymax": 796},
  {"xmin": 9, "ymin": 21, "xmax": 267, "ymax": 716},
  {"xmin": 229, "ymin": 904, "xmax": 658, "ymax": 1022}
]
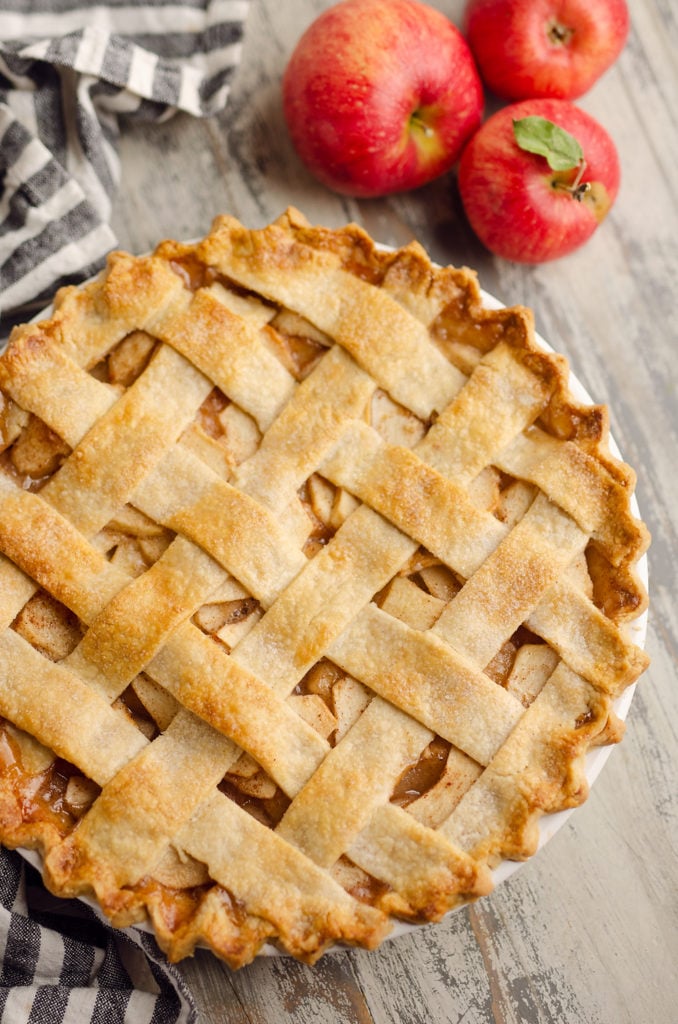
[{"xmin": 0, "ymin": 209, "xmax": 649, "ymax": 966}]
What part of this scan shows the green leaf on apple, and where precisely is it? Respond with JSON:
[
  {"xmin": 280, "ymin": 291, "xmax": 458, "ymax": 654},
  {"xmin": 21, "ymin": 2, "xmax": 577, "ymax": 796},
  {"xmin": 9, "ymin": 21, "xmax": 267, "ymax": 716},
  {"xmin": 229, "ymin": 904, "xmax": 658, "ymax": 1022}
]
[{"xmin": 512, "ymin": 116, "xmax": 583, "ymax": 171}]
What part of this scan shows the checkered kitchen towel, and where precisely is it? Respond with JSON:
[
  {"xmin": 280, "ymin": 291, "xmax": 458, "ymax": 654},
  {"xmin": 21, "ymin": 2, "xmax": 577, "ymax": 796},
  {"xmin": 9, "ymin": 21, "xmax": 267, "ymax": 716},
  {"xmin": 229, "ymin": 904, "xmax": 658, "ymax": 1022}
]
[
  {"xmin": 0, "ymin": 0, "xmax": 250, "ymax": 333},
  {"xmin": 0, "ymin": 1, "xmax": 250, "ymax": 1020}
]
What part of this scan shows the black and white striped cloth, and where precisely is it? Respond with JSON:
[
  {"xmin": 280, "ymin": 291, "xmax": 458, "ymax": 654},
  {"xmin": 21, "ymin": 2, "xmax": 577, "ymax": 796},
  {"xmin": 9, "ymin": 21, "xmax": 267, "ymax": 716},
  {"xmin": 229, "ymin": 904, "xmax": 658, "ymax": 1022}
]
[
  {"xmin": 0, "ymin": 2, "xmax": 251, "ymax": 1020},
  {"xmin": 0, "ymin": 848, "xmax": 196, "ymax": 1023},
  {"xmin": 0, "ymin": 0, "xmax": 250, "ymax": 335}
]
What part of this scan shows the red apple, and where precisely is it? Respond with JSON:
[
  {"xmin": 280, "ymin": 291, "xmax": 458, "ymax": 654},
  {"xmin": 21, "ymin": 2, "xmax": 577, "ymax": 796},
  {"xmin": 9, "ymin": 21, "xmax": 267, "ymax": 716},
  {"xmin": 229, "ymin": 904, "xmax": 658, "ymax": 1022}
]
[
  {"xmin": 458, "ymin": 98, "xmax": 620, "ymax": 262},
  {"xmin": 282, "ymin": 0, "xmax": 484, "ymax": 197},
  {"xmin": 464, "ymin": 0, "xmax": 629, "ymax": 101}
]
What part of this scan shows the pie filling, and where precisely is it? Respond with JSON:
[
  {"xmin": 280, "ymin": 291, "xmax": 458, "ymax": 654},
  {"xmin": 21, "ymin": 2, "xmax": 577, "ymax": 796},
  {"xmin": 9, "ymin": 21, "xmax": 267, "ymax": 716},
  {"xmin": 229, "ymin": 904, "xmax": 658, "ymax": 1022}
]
[{"xmin": 0, "ymin": 209, "xmax": 649, "ymax": 966}]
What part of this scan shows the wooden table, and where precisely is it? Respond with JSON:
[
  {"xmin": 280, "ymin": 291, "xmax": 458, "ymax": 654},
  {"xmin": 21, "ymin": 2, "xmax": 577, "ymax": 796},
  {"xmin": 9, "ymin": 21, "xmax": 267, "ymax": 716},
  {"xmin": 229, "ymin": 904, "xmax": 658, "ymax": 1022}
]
[{"xmin": 110, "ymin": 2, "xmax": 678, "ymax": 1021}]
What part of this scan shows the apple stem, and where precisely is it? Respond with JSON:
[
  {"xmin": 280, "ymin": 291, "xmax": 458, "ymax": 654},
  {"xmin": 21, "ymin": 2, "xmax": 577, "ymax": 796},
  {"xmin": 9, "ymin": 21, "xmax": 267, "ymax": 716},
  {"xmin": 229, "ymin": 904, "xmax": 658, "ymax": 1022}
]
[
  {"xmin": 410, "ymin": 111, "xmax": 434, "ymax": 137},
  {"xmin": 554, "ymin": 158, "xmax": 591, "ymax": 201},
  {"xmin": 548, "ymin": 19, "xmax": 574, "ymax": 45}
]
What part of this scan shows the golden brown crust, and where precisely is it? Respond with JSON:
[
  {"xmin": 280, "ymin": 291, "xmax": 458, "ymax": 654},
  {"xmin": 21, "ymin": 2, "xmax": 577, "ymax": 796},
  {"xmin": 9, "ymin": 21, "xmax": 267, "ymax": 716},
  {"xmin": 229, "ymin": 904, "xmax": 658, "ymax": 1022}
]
[{"xmin": 0, "ymin": 209, "xmax": 649, "ymax": 965}]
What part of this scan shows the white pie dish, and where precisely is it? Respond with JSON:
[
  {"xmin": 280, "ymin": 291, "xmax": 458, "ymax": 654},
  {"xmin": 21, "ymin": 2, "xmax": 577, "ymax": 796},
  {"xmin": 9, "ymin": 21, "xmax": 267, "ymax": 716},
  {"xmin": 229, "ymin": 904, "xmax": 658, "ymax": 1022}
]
[{"xmin": 12, "ymin": 271, "xmax": 648, "ymax": 957}]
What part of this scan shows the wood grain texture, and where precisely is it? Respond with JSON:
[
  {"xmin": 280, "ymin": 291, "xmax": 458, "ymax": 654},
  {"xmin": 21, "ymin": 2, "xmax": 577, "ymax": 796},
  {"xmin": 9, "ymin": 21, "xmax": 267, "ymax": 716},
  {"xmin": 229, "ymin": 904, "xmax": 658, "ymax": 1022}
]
[{"xmin": 109, "ymin": 1, "xmax": 678, "ymax": 1021}]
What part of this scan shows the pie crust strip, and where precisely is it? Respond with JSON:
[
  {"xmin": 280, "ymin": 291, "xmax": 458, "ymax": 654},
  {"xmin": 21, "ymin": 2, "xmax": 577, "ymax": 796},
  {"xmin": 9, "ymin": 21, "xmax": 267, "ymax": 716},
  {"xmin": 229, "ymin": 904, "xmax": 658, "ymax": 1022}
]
[
  {"xmin": 177, "ymin": 791, "xmax": 391, "ymax": 958},
  {"xmin": 200, "ymin": 221, "xmax": 465, "ymax": 420},
  {"xmin": 328, "ymin": 604, "xmax": 523, "ymax": 766},
  {"xmin": 440, "ymin": 662, "xmax": 611, "ymax": 863}
]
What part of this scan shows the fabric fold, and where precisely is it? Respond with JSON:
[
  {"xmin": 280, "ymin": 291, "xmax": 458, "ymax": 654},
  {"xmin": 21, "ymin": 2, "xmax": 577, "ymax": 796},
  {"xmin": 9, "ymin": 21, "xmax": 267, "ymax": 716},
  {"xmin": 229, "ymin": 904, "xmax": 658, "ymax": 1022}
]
[{"xmin": 0, "ymin": 0, "xmax": 250, "ymax": 330}]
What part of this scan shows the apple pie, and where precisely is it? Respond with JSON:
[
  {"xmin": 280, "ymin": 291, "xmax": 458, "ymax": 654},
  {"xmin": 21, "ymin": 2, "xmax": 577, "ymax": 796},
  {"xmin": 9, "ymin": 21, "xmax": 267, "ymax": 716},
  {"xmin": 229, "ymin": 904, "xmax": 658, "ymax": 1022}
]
[{"xmin": 0, "ymin": 209, "xmax": 649, "ymax": 966}]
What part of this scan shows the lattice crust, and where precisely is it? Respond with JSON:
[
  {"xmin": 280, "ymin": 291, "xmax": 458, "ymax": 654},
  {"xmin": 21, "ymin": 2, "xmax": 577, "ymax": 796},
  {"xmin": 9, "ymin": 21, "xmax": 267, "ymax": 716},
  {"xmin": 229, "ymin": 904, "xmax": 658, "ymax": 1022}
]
[{"xmin": 0, "ymin": 209, "xmax": 650, "ymax": 967}]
